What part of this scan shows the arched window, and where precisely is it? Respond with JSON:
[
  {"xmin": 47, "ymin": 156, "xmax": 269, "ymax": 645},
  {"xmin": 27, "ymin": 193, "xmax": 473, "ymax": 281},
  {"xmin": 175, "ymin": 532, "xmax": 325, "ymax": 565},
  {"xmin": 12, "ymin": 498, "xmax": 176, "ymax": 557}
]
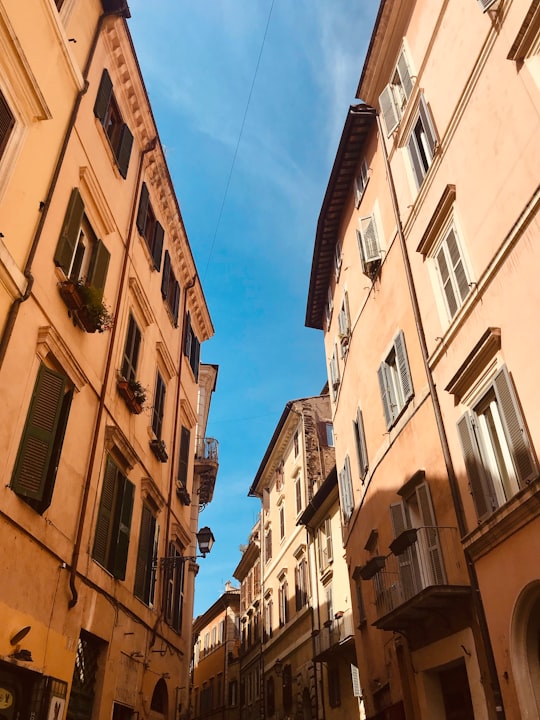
[{"xmin": 151, "ymin": 678, "xmax": 168, "ymax": 715}]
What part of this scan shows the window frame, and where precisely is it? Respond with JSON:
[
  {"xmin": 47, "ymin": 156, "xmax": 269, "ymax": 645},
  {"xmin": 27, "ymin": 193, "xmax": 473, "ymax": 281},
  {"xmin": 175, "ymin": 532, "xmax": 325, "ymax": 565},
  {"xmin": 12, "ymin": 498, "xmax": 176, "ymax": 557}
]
[
  {"xmin": 136, "ymin": 182, "xmax": 164, "ymax": 270},
  {"xmin": 356, "ymin": 213, "xmax": 382, "ymax": 277},
  {"xmin": 0, "ymin": 88, "xmax": 15, "ymax": 164},
  {"xmin": 379, "ymin": 46, "xmax": 414, "ymax": 136},
  {"xmin": 434, "ymin": 223, "xmax": 471, "ymax": 321},
  {"xmin": 353, "ymin": 407, "xmax": 369, "ymax": 481},
  {"xmin": 152, "ymin": 371, "xmax": 166, "ymax": 440},
  {"xmin": 121, "ymin": 313, "xmax": 142, "ymax": 384},
  {"xmin": 406, "ymin": 94, "xmax": 438, "ymax": 189},
  {"xmin": 93, "ymin": 69, "xmax": 133, "ymax": 179},
  {"xmin": 378, "ymin": 330, "xmax": 414, "ymax": 429}
]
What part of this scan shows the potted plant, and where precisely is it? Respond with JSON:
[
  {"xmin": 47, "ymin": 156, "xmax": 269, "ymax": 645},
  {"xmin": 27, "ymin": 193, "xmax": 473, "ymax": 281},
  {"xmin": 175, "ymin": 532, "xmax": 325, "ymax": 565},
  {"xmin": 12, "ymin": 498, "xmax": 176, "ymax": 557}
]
[
  {"xmin": 117, "ymin": 376, "xmax": 146, "ymax": 414},
  {"xmin": 58, "ymin": 279, "xmax": 113, "ymax": 333},
  {"xmin": 176, "ymin": 483, "xmax": 191, "ymax": 505},
  {"xmin": 150, "ymin": 438, "xmax": 168, "ymax": 462}
]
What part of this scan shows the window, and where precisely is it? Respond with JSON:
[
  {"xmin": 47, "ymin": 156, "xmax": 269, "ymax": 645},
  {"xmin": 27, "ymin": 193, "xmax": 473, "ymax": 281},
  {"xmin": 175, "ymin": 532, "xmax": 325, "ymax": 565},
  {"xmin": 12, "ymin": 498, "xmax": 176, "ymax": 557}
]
[
  {"xmin": 338, "ymin": 455, "xmax": 354, "ymax": 522},
  {"xmin": 279, "ymin": 505, "xmax": 285, "ymax": 540},
  {"xmin": 184, "ymin": 312, "xmax": 200, "ymax": 381},
  {"xmin": 407, "ymin": 95, "xmax": 437, "ymax": 189},
  {"xmin": 356, "ymin": 214, "xmax": 382, "ymax": 277},
  {"xmin": 0, "ymin": 89, "xmax": 15, "ymax": 163},
  {"xmin": 266, "ymin": 677, "xmax": 275, "ymax": 717},
  {"xmin": 329, "ymin": 344, "xmax": 340, "ymax": 399},
  {"xmin": 353, "ymin": 407, "xmax": 369, "ymax": 481},
  {"xmin": 338, "ymin": 293, "xmax": 351, "ymax": 357},
  {"xmin": 328, "ymin": 664, "xmax": 341, "ymax": 708},
  {"xmin": 355, "ymin": 578, "xmax": 366, "ymax": 625},
  {"xmin": 265, "ymin": 528, "xmax": 272, "ymax": 561},
  {"xmin": 435, "ymin": 225, "xmax": 470, "ymax": 319},
  {"xmin": 318, "ymin": 517, "xmax": 333, "ymax": 571},
  {"xmin": 218, "ymin": 619, "xmax": 225, "ymax": 643},
  {"xmin": 134, "ymin": 505, "xmax": 159, "ymax": 606},
  {"xmin": 93, "ymin": 69, "xmax": 133, "ymax": 178},
  {"xmin": 295, "ymin": 474, "xmax": 302, "ymax": 514},
  {"xmin": 121, "ymin": 314, "xmax": 141, "ymax": 383},
  {"xmin": 152, "ymin": 372, "xmax": 166, "ymax": 439},
  {"xmin": 378, "ymin": 330, "xmax": 414, "ymax": 429},
  {"xmin": 278, "ymin": 579, "xmax": 289, "ymax": 626},
  {"xmin": 228, "ymin": 681, "xmax": 238, "ymax": 707},
  {"xmin": 161, "ymin": 250, "xmax": 180, "ymax": 326},
  {"xmin": 295, "ymin": 557, "xmax": 308, "ymax": 610},
  {"xmin": 177, "ymin": 426, "xmax": 190, "ymax": 488},
  {"xmin": 92, "ymin": 456, "xmax": 135, "ymax": 580},
  {"xmin": 457, "ymin": 365, "xmax": 537, "ymax": 522},
  {"xmin": 354, "ymin": 158, "xmax": 369, "ymax": 207},
  {"xmin": 283, "ymin": 665, "xmax": 293, "ymax": 713},
  {"xmin": 293, "ymin": 430, "xmax": 299, "ymax": 457},
  {"xmin": 66, "ymin": 631, "xmax": 103, "ymax": 720},
  {"xmin": 322, "ymin": 422, "xmax": 334, "ymax": 447},
  {"xmin": 334, "ymin": 238, "xmax": 342, "ymax": 279},
  {"xmin": 325, "ymin": 286, "xmax": 334, "ymax": 329},
  {"xmin": 54, "ymin": 188, "xmax": 110, "ymax": 291},
  {"xmin": 136, "ymin": 183, "xmax": 164, "ymax": 270},
  {"xmin": 165, "ymin": 542, "xmax": 185, "ymax": 633},
  {"xmin": 211, "ymin": 626, "xmax": 217, "ymax": 648},
  {"xmin": 379, "ymin": 47, "xmax": 414, "ymax": 135},
  {"xmin": 264, "ymin": 597, "xmax": 273, "ymax": 639},
  {"xmin": 10, "ymin": 363, "xmax": 73, "ymax": 514},
  {"xmin": 325, "ymin": 585, "xmax": 334, "ymax": 624}
]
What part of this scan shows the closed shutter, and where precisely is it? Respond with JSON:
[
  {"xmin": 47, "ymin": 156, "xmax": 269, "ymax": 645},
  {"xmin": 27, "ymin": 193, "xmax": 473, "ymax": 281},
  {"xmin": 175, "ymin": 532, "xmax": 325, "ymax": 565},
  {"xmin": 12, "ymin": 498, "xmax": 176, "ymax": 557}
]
[
  {"xmin": 350, "ymin": 665, "xmax": 362, "ymax": 698},
  {"xmin": 354, "ymin": 407, "xmax": 368, "ymax": 481},
  {"xmin": 378, "ymin": 363, "xmax": 393, "ymax": 428},
  {"xmin": 152, "ymin": 373, "xmax": 166, "ymax": 439},
  {"xmin": 37, "ymin": 386, "xmax": 73, "ymax": 513},
  {"xmin": 457, "ymin": 413, "xmax": 496, "ymax": 521},
  {"xmin": 11, "ymin": 365, "xmax": 66, "ymax": 501},
  {"xmin": 394, "ymin": 331, "xmax": 413, "ymax": 403},
  {"xmin": 0, "ymin": 91, "xmax": 15, "ymax": 159},
  {"xmin": 161, "ymin": 250, "xmax": 171, "ymax": 299},
  {"xmin": 358, "ymin": 216, "xmax": 380, "ymax": 266},
  {"xmin": 173, "ymin": 556, "xmax": 185, "ymax": 631},
  {"xmin": 192, "ymin": 335, "xmax": 200, "ymax": 382},
  {"xmin": 134, "ymin": 505, "xmax": 155, "ymax": 602},
  {"xmin": 493, "ymin": 365, "xmax": 536, "ymax": 486},
  {"xmin": 153, "ymin": 221, "xmax": 164, "ymax": 271},
  {"xmin": 92, "ymin": 457, "xmax": 117, "ymax": 568},
  {"xmin": 87, "ymin": 239, "xmax": 110, "ymax": 295},
  {"xmin": 116, "ymin": 123, "xmax": 133, "ymax": 179},
  {"xmin": 184, "ymin": 312, "xmax": 192, "ymax": 357},
  {"xmin": 178, "ymin": 426, "xmax": 190, "ymax": 487},
  {"xmin": 93, "ymin": 69, "xmax": 113, "ymax": 122},
  {"xmin": 379, "ymin": 84, "xmax": 399, "ymax": 136},
  {"xmin": 136, "ymin": 183, "xmax": 149, "ymax": 235},
  {"xmin": 415, "ymin": 482, "xmax": 445, "ymax": 585},
  {"xmin": 54, "ymin": 188, "xmax": 85, "ymax": 274},
  {"xmin": 436, "ymin": 244, "xmax": 458, "ymax": 317},
  {"xmin": 113, "ymin": 474, "xmax": 134, "ymax": 580},
  {"xmin": 172, "ymin": 280, "xmax": 180, "ymax": 327}
]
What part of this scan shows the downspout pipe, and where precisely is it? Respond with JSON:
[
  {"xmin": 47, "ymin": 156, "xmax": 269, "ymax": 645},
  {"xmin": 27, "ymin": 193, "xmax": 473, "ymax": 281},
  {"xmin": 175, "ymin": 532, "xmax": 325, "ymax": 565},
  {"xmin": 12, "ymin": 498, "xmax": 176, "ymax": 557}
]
[
  {"xmin": 376, "ymin": 113, "xmax": 505, "ymax": 719},
  {"xmin": 0, "ymin": 7, "xmax": 124, "ymax": 369}
]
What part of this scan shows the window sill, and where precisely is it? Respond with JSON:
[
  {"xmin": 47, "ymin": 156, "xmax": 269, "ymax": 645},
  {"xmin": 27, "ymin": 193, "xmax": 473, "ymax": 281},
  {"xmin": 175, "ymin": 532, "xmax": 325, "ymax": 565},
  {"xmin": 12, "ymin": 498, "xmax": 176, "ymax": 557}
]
[{"xmin": 463, "ymin": 475, "xmax": 540, "ymax": 560}]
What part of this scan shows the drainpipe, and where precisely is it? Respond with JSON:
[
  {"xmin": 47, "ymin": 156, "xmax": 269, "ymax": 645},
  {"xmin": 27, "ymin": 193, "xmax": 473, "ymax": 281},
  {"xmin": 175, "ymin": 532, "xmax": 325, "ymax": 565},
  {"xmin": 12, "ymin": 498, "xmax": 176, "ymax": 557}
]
[
  {"xmin": 0, "ymin": 6, "xmax": 126, "ymax": 369},
  {"xmin": 375, "ymin": 112, "xmax": 505, "ymax": 719}
]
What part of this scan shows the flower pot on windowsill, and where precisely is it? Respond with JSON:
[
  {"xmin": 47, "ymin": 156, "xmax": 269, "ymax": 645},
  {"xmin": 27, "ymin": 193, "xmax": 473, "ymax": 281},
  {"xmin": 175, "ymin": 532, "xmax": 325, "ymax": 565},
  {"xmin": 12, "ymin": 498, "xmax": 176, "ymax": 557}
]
[
  {"xmin": 117, "ymin": 379, "xmax": 145, "ymax": 414},
  {"xmin": 176, "ymin": 483, "xmax": 191, "ymax": 505},
  {"xmin": 150, "ymin": 438, "xmax": 168, "ymax": 462},
  {"xmin": 59, "ymin": 279, "xmax": 85, "ymax": 312},
  {"xmin": 58, "ymin": 280, "xmax": 113, "ymax": 333}
]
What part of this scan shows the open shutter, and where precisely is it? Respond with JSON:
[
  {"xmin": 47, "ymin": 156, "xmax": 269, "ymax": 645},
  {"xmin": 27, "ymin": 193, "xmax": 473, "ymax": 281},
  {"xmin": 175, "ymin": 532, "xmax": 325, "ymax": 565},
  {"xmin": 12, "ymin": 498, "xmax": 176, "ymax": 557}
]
[
  {"xmin": 354, "ymin": 408, "xmax": 368, "ymax": 481},
  {"xmin": 113, "ymin": 475, "xmax": 134, "ymax": 580},
  {"xmin": 184, "ymin": 312, "xmax": 192, "ymax": 357},
  {"xmin": 493, "ymin": 365, "xmax": 537, "ymax": 486},
  {"xmin": 161, "ymin": 250, "xmax": 171, "ymax": 299},
  {"xmin": 447, "ymin": 228, "xmax": 470, "ymax": 304},
  {"xmin": 350, "ymin": 665, "xmax": 362, "ymax": 698},
  {"xmin": 152, "ymin": 374, "xmax": 166, "ymax": 439},
  {"xmin": 92, "ymin": 457, "xmax": 117, "ymax": 568},
  {"xmin": 457, "ymin": 413, "xmax": 496, "ymax": 521},
  {"xmin": 54, "ymin": 188, "xmax": 84, "ymax": 274},
  {"xmin": 397, "ymin": 51, "xmax": 413, "ymax": 100},
  {"xmin": 172, "ymin": 281, "xmax": 180, "ymax": 327},
  {"xmin": 11, "ymin": 365, "xmax": 66, "ymax": 501},
  {"xmin": 415, "ymin": 482, "xmax": 445, "ymax": 585},
  {"xmin": 38, "ymin": 386, "xmax": 73, "ymax": 513},
  {"xmin": 192, "ymin": 336, "xmax": 200, "ymax": 382},
  {"xmin": 116, "ymin": 123, "xmax": 133, "ymax": 179},
  {"xmin": 378, "ymin": 363, "xmax": 393, "ymax": 428},
  {"xmin": 136, "ymin": 183, "xmax": 149, "ymax": 235},
  {"xmin": 153, "ymin": 221, "xmax": 164, "ymax": 271},
  {"xmin": 134, "ymin": 505, "xmax": 155, "ymax": 602},
  {"xmin": 178, "ymin": 426, "xmax": 190, "ymax": 487},
  {"xmin": 87, "ymin": 239, "xmax": 110, "ymax": 296},
  {"xmin": 418, "ymin": 95, "xmax": 437, "ymax": 155},
  {"xmin": 93, "ymin": 69, "xmax": 113, "ymax": 122},
  {"xmin": 379, "ymin": 84, "xmax": 399, "ymax": 136},
  {"xmin": 436, "ymin": 244, "xmax": 458, "ymax": 318},
  {"xmin": 395, "ymin": 331, "xmax": 413, "ymax": 402}
]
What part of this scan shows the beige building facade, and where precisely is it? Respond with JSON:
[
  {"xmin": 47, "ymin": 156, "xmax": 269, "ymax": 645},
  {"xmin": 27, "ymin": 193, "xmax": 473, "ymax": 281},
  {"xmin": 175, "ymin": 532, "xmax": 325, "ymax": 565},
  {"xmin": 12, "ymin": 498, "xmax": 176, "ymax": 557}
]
[
  {"xmin": 0, "ymin": 2, "xmax": 217, "ymax": 720},
  {"xmin": 307, "ymin": 1, "xmax": 540, "ymax": 719}
]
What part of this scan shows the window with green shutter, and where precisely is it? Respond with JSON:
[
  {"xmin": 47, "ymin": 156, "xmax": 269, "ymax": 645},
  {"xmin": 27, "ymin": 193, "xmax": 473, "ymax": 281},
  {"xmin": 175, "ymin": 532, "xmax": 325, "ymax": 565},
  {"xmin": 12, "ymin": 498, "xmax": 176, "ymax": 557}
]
[
  {"xmin": 184, "ymin": 313, "xmax": 200, "ymax": 381},
  {"xmin": 121, "ymin": 314, "xmax": 141, "ymax": 383},
  {"xmin": 152, "ymin": 372, "xmax": 166, "ymax": 439},
  {"xmin": 164, "ymin": 542, "xmax": 185, "ymax": 633},
  {"xmin": 178, "ymin": 426, "xmax": 190, "ymax": 488},
  {"xmin": 136, "ymin": 183, "xmax": 164, "ymax": 270},
  {"xmin": 92, "ymin": 456, "xmax": 134, "ymax": 580},
  {"xmin": 134, "ymin": 505, "xmax": 158, "ymax": 605},
  {"xmin": 93, "ymin": 69, "xmax": 133, "ymax": 179},
  {"xmin": 11, "ymin": 363, "xmax": 73, "ymax": 514}
]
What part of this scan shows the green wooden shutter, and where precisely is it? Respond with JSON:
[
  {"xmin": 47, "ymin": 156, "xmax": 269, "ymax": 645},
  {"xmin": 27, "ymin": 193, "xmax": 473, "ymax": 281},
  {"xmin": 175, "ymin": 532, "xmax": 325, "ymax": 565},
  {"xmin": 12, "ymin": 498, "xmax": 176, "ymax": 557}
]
[
  {"xmin": 192, "ymin": 336, "xmax": 200, "ymax": 382},
  {"xmin": 395, "ymin": 331, "xmax": 413, "ymax": 403},
  {"xmin": 161, "ymin": 250, "xmax": 171, "ymax": 299},
  {"xmin": 457, "ymin": 413, "xmax": 496, "ymax": 521},
  {"xmin": 134, "ymin": 505, "xmax": 155, "ymax": 602},
  {"xmin": 172, "ymin": 280, "xmax": 180, "ymax": 327},
  {"xmin": 116, "ymin": 123, "xmax": 133, "ymax": 179},
  {"xmin": 11, "ymin": 365, "xmax": 66, "ymax": 501},
  {"xmin": 178, "ymin": 426, "xmax": 190, "ymax": 487},
  {"xmin": 493, "ymin": 365, "xmax": 536, "ymax": 486},
  {"xmin": 93, "ymin": 69, "xmax": 113, "ymax": 122},
  {"xmin": 38, "ymin": 386, "xmax": 73, "ymax": 513},
  {"xmin": 54, "ymin": 188, "xmax": 84, "ymax": 274},
  {"xmin": 152, "ymin": 373, "xmax": 166, "ymax": 439},
  {"xmin": 113, "ymin": 475, "xmax": 134, "ymax": 580},
  {"xmin": 153, "ymin": 222, "xmax": 164, "ymax": 271},
  {"xmin": 136, "ymin": 183, "xmax": 149, "ymax": 235},
  {"xmin": 92, "ymin": 457, "xmax": 117, "ymax": 568},
  {"xmin": 87, "ymin": 239, "xmax": 110, "ymax": 296},
  {"xmin": 184, "ymin": 312, "xmax": 192, "ymax": 358}
]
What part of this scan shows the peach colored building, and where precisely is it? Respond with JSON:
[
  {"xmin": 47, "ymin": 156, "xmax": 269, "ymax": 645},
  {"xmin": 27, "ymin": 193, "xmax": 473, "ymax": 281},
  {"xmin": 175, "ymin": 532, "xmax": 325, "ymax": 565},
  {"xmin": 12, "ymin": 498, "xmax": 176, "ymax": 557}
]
[
  {"xmin": 0, "ymin": 2, "xmax": 218, "ymax": 719},
  {"xmin": 307, "ymin": 1, "xmax": 540, "ymax": 719},
  {"xmin": 192, "ymin": 585, "xmax": 241, "ymax": 720}
]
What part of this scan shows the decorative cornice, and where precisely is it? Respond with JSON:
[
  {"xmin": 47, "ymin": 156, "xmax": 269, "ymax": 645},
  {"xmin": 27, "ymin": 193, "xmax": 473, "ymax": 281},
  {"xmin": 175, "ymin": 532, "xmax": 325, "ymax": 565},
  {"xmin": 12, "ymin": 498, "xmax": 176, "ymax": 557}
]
[
  {"xmin": 141, "ymin": 476, "xmax": 165, "ymax": 513},
  {"xmin": 156, "ymin": 340, "xmax": 177, "ymax": 381},
  {"xmin": 445, "ymin": 328, "xmax": 501, "ymax": 402},
  {"xmin": 37, "ymin": 325, "xmax": 89, "ymax": 390},
  {"xmin": 104, "ymin": 425, "xmax": 138, "ymax": 471},
  {"xmin": 128, "ymin": 276, "xmax": 154, "ymax": 327}
]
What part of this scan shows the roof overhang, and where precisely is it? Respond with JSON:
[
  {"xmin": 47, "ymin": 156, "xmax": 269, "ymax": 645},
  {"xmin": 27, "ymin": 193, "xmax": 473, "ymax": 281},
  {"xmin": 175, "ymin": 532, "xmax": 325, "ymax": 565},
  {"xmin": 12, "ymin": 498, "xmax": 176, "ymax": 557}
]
[{"xmin": 305, "ymin": 104, "xmax": 376, "ymax": 330}]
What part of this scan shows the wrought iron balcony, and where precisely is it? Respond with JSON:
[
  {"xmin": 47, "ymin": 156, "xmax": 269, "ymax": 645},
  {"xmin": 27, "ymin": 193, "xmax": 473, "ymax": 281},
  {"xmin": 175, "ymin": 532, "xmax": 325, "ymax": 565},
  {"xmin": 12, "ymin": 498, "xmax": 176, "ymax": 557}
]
[
  {"xmin": 365, "ymin": 526, "xmax": 471, "ymax": 645},
  {"xmin": 313, "ymin": 608, "xmax": 355, "ymax": 661},
  {"xmin": 194, "ymin": 437, "xmax": 219, "ymax": 505}
]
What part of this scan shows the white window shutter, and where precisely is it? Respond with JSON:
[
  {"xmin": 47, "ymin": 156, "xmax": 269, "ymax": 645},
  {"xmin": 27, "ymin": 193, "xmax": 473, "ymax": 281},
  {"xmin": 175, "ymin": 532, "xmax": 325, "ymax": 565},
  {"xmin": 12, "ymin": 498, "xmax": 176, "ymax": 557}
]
[
  {"xmin": 379, "ymin": 84, "xmax": 400, "ymax": 136},
  {"xmin": 358, "ymin": 216, "xmax": 381, "ymax": 275},
  {"xmin": 397, "ymin": 50, "xmax": 414, "ymax": 101},
  {"xmin": 394, "ymin": 331, "xmax": 413, "ymax": 402},
  {"xmin": 478, "ymin": 0, "xmax": 498, "ymax": 10},
  {"xmin": 436, "ymin": 244, "xmax": 458, "ymax": 318},
  {"xmin": 378, "ymin": 363, "xmax": 394, "ymax": 428},
  {"xmin": 418, "ymin": 95, "xmax": 437, "ymax": 155},
  {"xmin": 446, "ymin": 228, "xmax": 470, "ymax": 303},
  {"xmin": 415, "ymin": 482, "xmax": 445, "ymax": 585},
  {"xmin": 353, "ymin": 408, "xmax": 368, "ymax": 481},
  {"xmin": 456, "ymin": 413, "xmax": 496, "ymax": 521},
  {"xmin": 350, "ymin": 664, "xmax": 362, "ymax": 698}
]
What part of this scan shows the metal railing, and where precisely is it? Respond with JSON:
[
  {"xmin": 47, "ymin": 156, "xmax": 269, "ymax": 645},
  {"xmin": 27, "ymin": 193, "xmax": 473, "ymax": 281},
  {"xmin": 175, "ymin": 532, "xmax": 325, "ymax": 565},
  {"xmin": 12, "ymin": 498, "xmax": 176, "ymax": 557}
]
[
  {"xmin": 314, "ymin": 608, "xmax": 354, "ymax": 657},
  {"xmin": 195, "ymin": 437, "xmax": 219, "ymax": 462}
]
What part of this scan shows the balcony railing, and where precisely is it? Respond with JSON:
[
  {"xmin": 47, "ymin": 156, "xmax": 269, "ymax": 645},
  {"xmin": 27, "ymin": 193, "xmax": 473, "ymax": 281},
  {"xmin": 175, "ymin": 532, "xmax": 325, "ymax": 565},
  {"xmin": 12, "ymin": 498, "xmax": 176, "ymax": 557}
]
[
  {"xmin": 314, "ymin": 608, "xmax": 355, "ymax": 660},
  {"xmin": 194, "ymin": 437, "xmax": 219, "ymax": 505},
  {"xmin": 365, "ymin": 526, "xmax": 471, "ymax": 639},
  {"xmin": 196, "ymin": 437, "xmax": 219, "ymax": 462}
]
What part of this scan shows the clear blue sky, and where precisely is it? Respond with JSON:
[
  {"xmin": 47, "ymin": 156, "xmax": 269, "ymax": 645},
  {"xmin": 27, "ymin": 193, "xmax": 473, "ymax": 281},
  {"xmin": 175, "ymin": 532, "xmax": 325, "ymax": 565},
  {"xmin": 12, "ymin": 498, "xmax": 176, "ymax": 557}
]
[{"xmin": 128, "ymin": 0, "xmax": 378, "ymax": 617}]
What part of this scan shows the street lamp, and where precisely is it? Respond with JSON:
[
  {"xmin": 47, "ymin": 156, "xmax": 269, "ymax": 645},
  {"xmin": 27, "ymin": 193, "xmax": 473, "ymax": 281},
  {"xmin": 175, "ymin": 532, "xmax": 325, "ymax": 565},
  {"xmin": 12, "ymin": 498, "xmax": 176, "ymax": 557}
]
[{"xmin": 155, "ymin": 526, "xmax": 215, "ymax": 570}]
